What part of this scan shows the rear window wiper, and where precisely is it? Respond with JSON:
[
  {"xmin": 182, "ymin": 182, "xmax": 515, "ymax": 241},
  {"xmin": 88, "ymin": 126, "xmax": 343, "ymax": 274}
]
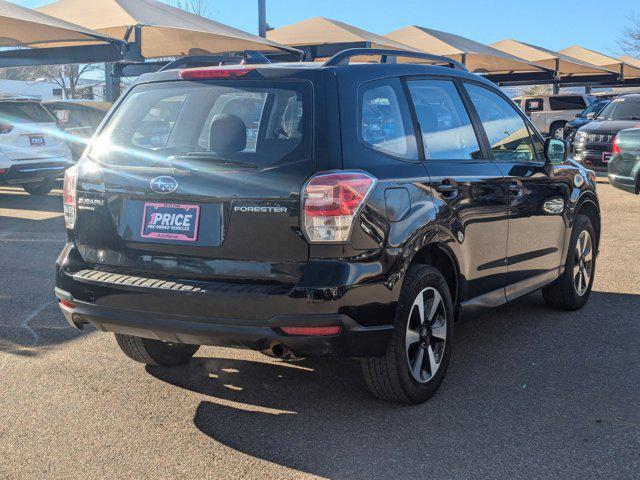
[{"xmin": 167, "ymin": 153, "xmax": 257, "ymax": 171}]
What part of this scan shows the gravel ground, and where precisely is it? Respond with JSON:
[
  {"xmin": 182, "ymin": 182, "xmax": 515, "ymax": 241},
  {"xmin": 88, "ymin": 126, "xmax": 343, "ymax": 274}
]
[{"xmin": 0, "ymin": 181, "xmax": 638, "ymax": 480}]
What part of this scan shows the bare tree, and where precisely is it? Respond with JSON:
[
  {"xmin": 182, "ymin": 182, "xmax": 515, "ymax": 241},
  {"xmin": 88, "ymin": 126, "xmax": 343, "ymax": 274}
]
[
  {"xmin": 523, "ymin": 85, "xmax": 551, "ymax": 96},
  {"xmin": 0, "ymin": 64, "xmax": 103, "ymax": 99},
  {"xmin": 170, "ymin": 0, "xmax": 213, "ymax": 18},
  {"xmin": 619, "ymin": 14, "xmax": 640, "ymax": 58}
]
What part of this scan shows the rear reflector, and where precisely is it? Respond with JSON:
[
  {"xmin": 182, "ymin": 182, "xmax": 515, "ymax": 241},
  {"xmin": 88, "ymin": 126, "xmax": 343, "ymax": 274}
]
[
  {"xmin": 59, "ymin": 299, "xmax": 76, "ymax": 309},
  {"xmin": 281, "ymin": 326, "xmax": 342, "ymax": 336},
  {"xmin": 179, "ymin": 68, "xmax": 254, "ymax": 80}
]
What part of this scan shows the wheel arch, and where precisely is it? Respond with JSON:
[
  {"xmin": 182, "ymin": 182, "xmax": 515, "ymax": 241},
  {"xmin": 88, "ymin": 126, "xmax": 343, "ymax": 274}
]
[
  {"xmin": 575, "ymin": 195, "xmax": 601, "ymax": 249},
  {"xmin": 549, "ymin": 119, "xmax": 568, "ymax": 135},
  {"xmin": 408, "ymin": 242, "xmax": 460, "ymax": 308}
]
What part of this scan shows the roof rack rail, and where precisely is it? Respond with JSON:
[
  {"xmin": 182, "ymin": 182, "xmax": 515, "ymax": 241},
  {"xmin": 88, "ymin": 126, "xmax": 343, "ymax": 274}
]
[
  {"xmin": 159, "ymin": 50, "xmax": 271, "ymax": 72},
  {"xmin": 324, "ymin": 48, "xmax": 467, "ymax": 70}
]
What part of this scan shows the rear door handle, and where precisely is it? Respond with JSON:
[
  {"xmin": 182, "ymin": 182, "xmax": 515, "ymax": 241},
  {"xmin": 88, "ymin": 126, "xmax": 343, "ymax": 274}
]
[
  {"xmin": 508, "ymin": 180, "xmax": 524, "ymax": 196},
  {"xmin": 436, "ymin": 179, "xmax": 458, "ymax": 196}
]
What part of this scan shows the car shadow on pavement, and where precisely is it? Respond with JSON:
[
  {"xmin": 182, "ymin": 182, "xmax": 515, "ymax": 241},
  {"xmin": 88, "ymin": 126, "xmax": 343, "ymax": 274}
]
[{"xmin": 146, "ymin": 290, "xmax": 640, "ymax": 479}]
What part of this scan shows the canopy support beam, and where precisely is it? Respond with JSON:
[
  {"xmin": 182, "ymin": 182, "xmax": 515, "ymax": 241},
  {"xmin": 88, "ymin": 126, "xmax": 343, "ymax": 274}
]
[{"xmin": 0, "ymin": 43, "xmax": 124, "ymax": 68}]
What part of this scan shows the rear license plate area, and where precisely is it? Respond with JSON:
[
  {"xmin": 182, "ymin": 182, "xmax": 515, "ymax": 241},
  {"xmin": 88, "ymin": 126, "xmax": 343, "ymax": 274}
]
[
  {"xmin": 141, "ymin": 203, "xmax": 200, "ymax": 242},
  {"xmin": 29, "ymin": 136, "xmax": 45, "ymax": 146}
]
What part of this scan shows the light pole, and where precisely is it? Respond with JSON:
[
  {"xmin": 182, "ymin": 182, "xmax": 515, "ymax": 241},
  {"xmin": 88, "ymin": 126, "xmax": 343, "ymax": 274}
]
[{"xmin": 258, "ymin": 0, "xmax": 267, "ymax": 38}]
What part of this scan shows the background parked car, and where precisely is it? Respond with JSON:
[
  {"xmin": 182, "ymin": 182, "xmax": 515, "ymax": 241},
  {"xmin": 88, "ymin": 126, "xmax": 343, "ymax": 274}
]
[
  {"xmin": 608, "ymin": 128, "xmax": 640, "ymax": 194},
  {"xmin": 513, "ymin": 93, "xmax": 594, "ymax": 139},
  {"xmin": 0, "ymin": 98, "xmax": 73, "ymax": 195},
  {"xmin": 574, "ymin": 94, "xmax": 640, "ymax": 171},
  {"xmin": 43, "ymin": 100, "xmax": 112, "ymax": 161},
  {"xmin": 564, "ymin": 98, "xmax": 610, "ymax": 146}
]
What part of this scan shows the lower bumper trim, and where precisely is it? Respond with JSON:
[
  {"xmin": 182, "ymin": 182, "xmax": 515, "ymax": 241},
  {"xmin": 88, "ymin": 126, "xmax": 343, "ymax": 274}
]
[{"xmin": 54, "ymin": 288, "xmax": 393, "ymax": 358}]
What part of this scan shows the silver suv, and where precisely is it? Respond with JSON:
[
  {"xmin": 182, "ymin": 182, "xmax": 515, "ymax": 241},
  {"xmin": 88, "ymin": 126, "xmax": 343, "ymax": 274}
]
[
  {"xmin": 513, "ymin": 94, "xmax": 594, "ymax": 139},
  {"xmin": 0, "ymin": 98, "xmax": 73, "ymax": 195}
]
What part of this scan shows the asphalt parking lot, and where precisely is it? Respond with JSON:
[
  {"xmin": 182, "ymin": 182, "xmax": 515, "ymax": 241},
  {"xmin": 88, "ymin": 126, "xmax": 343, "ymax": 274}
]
[{"xmin": 0, "ymin": 180, "xmax": 638, "ymax": 480}]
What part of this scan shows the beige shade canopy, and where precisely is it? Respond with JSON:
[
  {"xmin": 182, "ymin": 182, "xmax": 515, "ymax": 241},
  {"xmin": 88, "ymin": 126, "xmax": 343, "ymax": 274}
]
[
  {"xmin": 491, "ymin": 39, "xmax": 617, "ymax": 77},
  {"xmin": 385, "ymin": 26, "xmax": 548, "ymax": 74},
  {"xmin": 37, "ymin": 0, "xmax": 298, "ymax": 58},
  {"xmin": 560, "ymin": 46, "xmax": 640, "ymax": 79},
  {"xmin": 267, "ymin": 17, "xmax": 417, "ymax": 54},
  {"xmin": 0, "ymin": 0, "xmax": 115, "ymax": 48},
  {"xmin": 620, "ymin": 55, "xmax": 640, "ymax": 69}
]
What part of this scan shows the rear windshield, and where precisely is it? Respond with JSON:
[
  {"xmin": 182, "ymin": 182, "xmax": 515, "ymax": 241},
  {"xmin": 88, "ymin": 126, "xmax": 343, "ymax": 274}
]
[
  {"xmin": 90, "ymin": 80, "xmax": 311, "ymax": 170},
  {"xmin": 597, "ymin": 96, "xmax": 640, "ymax": 121},
  {"xmin": 0, "ymin": 102, "xmax": 55, "ymax": 123}
]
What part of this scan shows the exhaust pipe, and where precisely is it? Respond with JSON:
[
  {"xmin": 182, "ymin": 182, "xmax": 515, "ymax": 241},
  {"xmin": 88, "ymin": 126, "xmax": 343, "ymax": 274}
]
[{"xmin": 262, "ymin": 343, "xmax": 302, "ymax": 361}]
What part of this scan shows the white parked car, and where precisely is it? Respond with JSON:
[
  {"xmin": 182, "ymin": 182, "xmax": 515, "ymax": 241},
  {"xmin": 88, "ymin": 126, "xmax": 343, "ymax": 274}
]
[
  {"xmin": 0, "ymin": 98, "xmax": 73, "ymax": 195},
  {"xmin": 512, "ymin": 94, "xmax": 594, "ymax": 139}
]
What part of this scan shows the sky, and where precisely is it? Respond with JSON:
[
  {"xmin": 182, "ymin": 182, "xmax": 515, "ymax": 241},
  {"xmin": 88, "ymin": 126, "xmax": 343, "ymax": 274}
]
[{"xmin": 14, "ymin": 0, "xmax": 639, "ymax": 56}]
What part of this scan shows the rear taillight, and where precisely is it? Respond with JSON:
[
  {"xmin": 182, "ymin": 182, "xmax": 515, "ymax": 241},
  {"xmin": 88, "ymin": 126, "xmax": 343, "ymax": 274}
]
[
  {"xmin": 0, "ymin": 123, "xmax": 13, "ymax": 134},
  {"xmin": 179, "ymin": 67, "xmax": 254, "ymax": 80},
  {"xmin": 612, "ymin": 135, "xmax": 621, "ymax": 155},
  {"xmin": 302, "ymin": 171, "xmax": 375, "ymax": 243},
  {"xmin": 63, "ymin": 164, "xmax": 78, "ymax": 229}
]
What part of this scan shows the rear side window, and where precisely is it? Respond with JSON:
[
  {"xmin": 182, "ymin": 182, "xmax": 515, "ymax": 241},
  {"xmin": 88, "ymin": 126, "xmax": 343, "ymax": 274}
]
[
  {"xmin": 407, "ymin": 79, "xmax": 481, "ymax": 160},
  {"xmin": 360, "ymin": 79, "xmax": 418, "ymax": 160},
  {"xmin": 549, "ymin": 96, "xmax": 587, "ymax": 111},
  {"xmin": 465, "ymin": 84, "xmax": 537, "ymax": 163},
  {"xmin": 130, "ymin": 94, "xmax": 186, "ymax": 149},
  {"xmin": 90, "ymin": 80, "xmax": 311, "ymax": 170},
  {"xmin": 524, "ymin": 98, "xmax": 544, "ymax": 112},
  {"xmin": 0, "ymin": 102, "xmax": 54, "ymax": 123}
]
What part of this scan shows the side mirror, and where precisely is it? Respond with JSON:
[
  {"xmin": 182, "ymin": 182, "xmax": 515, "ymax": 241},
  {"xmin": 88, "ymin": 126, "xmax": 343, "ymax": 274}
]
[
  {"xmin": 544, "ymin": 138, "xmax": 569, "ymax": 164},
  {"xmin": 586, "ymin": 112, "xmax": 596, "ymax": 120}
]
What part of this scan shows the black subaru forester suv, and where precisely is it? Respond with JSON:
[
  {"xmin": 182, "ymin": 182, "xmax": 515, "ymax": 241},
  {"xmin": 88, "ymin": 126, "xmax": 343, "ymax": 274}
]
[{"xmin": 55, "ymin": 49, "xmax": 600, "ymax": 404}]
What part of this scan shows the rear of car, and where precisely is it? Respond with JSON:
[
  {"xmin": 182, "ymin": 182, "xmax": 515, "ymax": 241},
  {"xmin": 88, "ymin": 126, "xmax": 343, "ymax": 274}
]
[
  {"xmin": 608, "ymin": 128, "xmax": 640, "ymax": 194},
  {"xmin": 0, "ymin": 99, "xmax": 73, "ymax": 193},
  {"xmin": 55, "ymin": 65, "xmax": 391, "ymax": 358},
  {"xmin": 574, "ymin": 95, "xmax": 640, "ymax": 171}
]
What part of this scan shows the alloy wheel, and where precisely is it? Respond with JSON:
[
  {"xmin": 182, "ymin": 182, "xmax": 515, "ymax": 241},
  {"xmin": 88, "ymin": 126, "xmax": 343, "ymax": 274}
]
[
  {"xmin": 554, "ymin": 128, "xmax": 565, "ymax": 139},
  {"xmin": 573, "ymin": 230, "xmax": 593, "ymax": 296},
  {"xmin": 405, "ymin": 287, "xmax": 447, "ymax": 383}
]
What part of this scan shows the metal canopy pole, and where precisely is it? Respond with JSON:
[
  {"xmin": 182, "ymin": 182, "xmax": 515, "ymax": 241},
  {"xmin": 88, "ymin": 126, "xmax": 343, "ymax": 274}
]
[
  {"xmin": 258, "ymin": 0, "xmax": 267, "ymax": 38},
  {"xmin": 105, "ymin": 26, "xmax": 144, "ymax": 102}
]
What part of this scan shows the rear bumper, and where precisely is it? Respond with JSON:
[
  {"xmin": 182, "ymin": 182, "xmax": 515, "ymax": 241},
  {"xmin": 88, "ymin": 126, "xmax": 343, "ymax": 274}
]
[
  {"xmin": 55, "ymin": 245, "xmax": 398, "ymax": 357},
  {"xmin": 608, "ymin": 173, "xmax": 638, "ymax": 194},
  {"xmin": 0, "ymin": 159, "xmax": 73, "ymax": 184}
]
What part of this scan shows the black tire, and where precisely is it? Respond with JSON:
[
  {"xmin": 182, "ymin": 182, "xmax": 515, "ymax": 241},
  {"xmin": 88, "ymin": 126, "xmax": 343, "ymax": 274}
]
[
  {"xmin": 361, "ymin": 265, "xmax": 454, "ymax": 404},
  {"xmin": 549, "ymin": 122, "xmax": 567, "ymax": 140},
  {"xmin": 542, "ymin": 214, "xmax": 596, "ymax": 310},
  {"xmin": 114, "ymin": 334, "xmax": 200, "ymax": 366},
  {"xmin": 22, "ymin": 177, "xmax": 56, "ymax": 196}
]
